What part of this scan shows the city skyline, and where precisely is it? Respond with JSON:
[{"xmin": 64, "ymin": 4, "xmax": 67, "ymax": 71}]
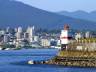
[{"xmin": 16, "ymin": 0, "xmax": 96, "ymax": 12}]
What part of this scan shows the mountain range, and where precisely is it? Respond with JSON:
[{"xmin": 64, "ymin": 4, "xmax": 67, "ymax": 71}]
[
  {"xmin": 0, "ymin": 0, "xmax": 96, "ymax": 30},
  {"xmin": 58, "ymin": 10, "xmax": 96, "ymax": 22}
]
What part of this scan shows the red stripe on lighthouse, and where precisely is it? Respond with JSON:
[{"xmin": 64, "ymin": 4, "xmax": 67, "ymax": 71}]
[
  {"xmin": 60, "ymin": 37, "xmax": 72, "ymax": 39},
  {"xmin": 60, "ymin": 37, "xmax": 68, "ymax": 39}
]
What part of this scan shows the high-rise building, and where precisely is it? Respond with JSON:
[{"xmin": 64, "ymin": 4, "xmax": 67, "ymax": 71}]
[
  {"xmin": 3, "ymin": 34, "xmax": 9, "ymax": 43},
  {"xmin": 15, "ymin": 27, "xmax": 23, "ymax": 47},
  {"xmin": 27, "ymin": 26, "xmax": 34, "ymax": 43},
  {"xmin": 17, "ymin": 26, "xmax": 22, "ymax": 33},
  {"xmin": 16, "ymin": 27, "xmax": 22, "ymax": 41},
  {"xmin": 6, "ymin": 27, "xmax": 10, "ymax": 33},
  {"xmin": 24, "ymin": 32, "xmax": 29, "ymax": 39}
]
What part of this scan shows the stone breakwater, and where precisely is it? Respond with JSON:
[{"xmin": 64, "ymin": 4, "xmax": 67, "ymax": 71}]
[
  {"xmin": 45, "ymin": 56, "xmax": 96, "ymax": 67},
  {"xmin": 45, "ymin": 51, "xmax": 96, "ymax": 67}
]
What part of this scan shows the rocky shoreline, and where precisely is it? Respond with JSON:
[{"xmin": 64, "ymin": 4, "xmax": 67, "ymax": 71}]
[
  {"xmin": 45, "ymin": 51, "xmax": 96, "ymax": 67},
  {"xmin": 45, "ymin": 57, "xmax": 96, "ymax": 67}
]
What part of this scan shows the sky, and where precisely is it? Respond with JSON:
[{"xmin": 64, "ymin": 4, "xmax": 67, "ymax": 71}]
[{"xmin": 16, "ymin": 0, "xmax": 96, "ymax": 12}]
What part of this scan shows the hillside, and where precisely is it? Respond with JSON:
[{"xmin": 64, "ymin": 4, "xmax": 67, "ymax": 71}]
[
  {"xmin": 58, "ymin": 10, "xmax": 96, "ymax": 22},
  {"xmin": 0, "ymin": 0, "xmax": 96, "ymax": 30}
]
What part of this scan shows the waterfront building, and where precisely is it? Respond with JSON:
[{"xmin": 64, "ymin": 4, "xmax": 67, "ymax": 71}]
[
  {"xmin": 34, "ymin": 36, "xmax": 39, "ymax": 42},
  {"xmin": 57, "ymin": 40, "xmax": 61, "ymax": 46},
  {"xmin": 0, "ymin": 30, "xmax": 5, "ymax": 35},
  {"xmin": 41, "ymin": 38, "xmax": 50, "ymax": 47},
  {"xmin": 50, "ymin": 39, "xmax": 57, "ymax": 46},
  {"xmin": 3, "ymin": 34, "xmax": 9, "ymax": 43}
]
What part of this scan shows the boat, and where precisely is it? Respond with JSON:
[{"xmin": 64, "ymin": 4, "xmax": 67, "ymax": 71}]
[{"xmin": 28, "ymin": 60, "xmax": 34, "ymax": 64}]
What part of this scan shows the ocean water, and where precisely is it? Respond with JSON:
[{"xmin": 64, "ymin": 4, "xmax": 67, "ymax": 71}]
[{"xmin": 0, "ymin": 49, "xmax": 96, "ymax": 72}]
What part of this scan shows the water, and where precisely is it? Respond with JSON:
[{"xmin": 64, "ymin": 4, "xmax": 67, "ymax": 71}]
[
  {"xmin": 0, "ymin": 49, "xmax": 58, "ymax": 62},
  {"xmin": 0, "ymin": 49, "xmax": 96, "ymax": 72}
]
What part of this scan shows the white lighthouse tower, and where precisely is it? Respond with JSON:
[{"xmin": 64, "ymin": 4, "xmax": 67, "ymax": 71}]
[{"xmin": 60, "ymin": 24, "xmax": 69, "ymax": 50}]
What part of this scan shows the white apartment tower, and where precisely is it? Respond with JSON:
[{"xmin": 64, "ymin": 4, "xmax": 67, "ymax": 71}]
[
  {"xmin": 27, "ymin": 26, "xmax": 34, "ymax": 43},
  {"xmin": 15, "ymin": 26, "xmax": 22, "ymax": 47},
  {"xmin": 16, "ymin": 26, "xmax": 22, "ymax": 40}
]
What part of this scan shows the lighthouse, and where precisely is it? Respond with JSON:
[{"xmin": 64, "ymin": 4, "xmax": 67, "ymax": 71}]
[{"xmin": 60, "ymin": 24, "xmax": 69, "ymax": 50}]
